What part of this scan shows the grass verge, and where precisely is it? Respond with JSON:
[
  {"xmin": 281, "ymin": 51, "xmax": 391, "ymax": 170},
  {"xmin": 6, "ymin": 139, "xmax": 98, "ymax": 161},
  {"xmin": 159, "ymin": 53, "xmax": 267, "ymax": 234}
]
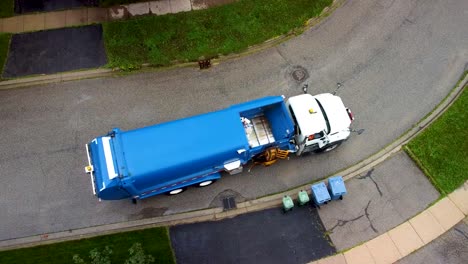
[
  {"xmin": 103, "ymin": 0, "xmax": 332, "ymax": 70},
  {"xmin": 0, "ymin": 227, "xmax": 175, "ymax": 264},
  {"xmin": 405, "ymin": 82, "xmax": 467, "ymax": 195},
  {"xmin": 0, "ymin": 0, "xmax": 14, "ymax": 18},
  {"xmin": 0, "ymin": 33, "xmax": 12, "ymax": 79}
]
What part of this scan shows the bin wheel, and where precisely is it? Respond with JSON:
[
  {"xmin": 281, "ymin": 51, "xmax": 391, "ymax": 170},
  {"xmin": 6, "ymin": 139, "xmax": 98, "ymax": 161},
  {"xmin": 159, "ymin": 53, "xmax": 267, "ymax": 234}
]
[
  {"xmin": 132, "ymin": 198, "xmax": 137, "ymax": 204},
  {"xmin": 340, "ymin": 195, "xmax": 343, "ymax": 200}
]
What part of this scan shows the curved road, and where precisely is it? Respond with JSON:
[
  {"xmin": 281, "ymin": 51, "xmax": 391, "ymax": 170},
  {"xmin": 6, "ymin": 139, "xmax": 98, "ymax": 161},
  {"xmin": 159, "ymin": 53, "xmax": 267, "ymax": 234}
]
[{"xmin": 0, "ymin": 0, "xmax": 467, "ymax": 241}]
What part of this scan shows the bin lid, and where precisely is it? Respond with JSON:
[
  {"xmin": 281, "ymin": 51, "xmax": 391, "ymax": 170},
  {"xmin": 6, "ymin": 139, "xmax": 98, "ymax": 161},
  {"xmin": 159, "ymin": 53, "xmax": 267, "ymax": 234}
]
[
  {"xmin": 328, "ymin": 176, "xmax": 347, "ymax": 194},
  {"xmin": 298, "ymin": 190, "xmax": 310, "ymax": 202},
  {"xmin": 311, "ymin": 182, "xmax": 331, "ymax": 202},
  {"xmin": 282, "ymin": 195, "xmax": 294, "ymax": 209}
]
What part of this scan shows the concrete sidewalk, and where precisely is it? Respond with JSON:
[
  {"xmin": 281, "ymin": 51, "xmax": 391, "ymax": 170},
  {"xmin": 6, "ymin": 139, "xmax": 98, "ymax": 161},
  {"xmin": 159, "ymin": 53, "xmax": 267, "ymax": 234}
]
[
  {"xmin": 0, "ymin": 0, "xmax": 235, "ymax": 33},
  {"xmin": 311, "ymin": 181, "xmax": 467, "ymax": 264}
]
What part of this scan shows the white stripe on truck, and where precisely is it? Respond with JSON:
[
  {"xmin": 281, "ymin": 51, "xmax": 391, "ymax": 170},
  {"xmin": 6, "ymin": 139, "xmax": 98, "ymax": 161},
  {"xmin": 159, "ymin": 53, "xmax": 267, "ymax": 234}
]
[
  {"xmin": 85, "ymin": 143, "xmax": 97, "ymax": 195},
  {"xmin": 102, "ymin": 137, "xmax": 118, "ymax": 180}
]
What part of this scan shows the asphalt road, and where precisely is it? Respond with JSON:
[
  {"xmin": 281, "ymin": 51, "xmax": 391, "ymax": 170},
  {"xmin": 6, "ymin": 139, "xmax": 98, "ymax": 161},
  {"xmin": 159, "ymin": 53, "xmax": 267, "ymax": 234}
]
[
  {"xmin": 170, "ymin": 207, "xmax": 335, "ymax": 264},
  {"xmin": 0, "ymin": 0, "xmax": 467, "ymax": 241}
]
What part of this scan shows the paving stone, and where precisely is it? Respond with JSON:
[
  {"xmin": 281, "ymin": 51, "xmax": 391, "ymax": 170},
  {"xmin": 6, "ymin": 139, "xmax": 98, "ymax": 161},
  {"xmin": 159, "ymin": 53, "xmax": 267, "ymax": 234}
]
[
  {"xmin": 191, "ymin": 0, "xmax": 235, "ymax": 10},
  {"xmin": 108, "ymin": 5, "xmax": 129, "ymax": 20},
  {"xmin": 23, "ymin": 14, "xmax": 45, "ymax": 32},
  {"xmin": 128, "ymin": 2, "xmax": 150, "ymax": 17},
  {"xmin": 396, "ymin": 220, "xmax": 468, "ymax": 264},
  {"xmin": 428, "ymin": 197, "xmax": 465, "ymax": 231},
  {"xmin": 170, "ymin": 0, "xmax": 192, "ymax": 13},
  {"xmin": 150, "ymin": 0, "xmax": 171, "ymax": 15},
  {"xmin": 2, "ymin": 16, "xmax": 23, "ymax": 33},
  {"xmin": 65, "ymin": 9, "xmax": 87, "ymax": 26},
  {"xmin": 0, "ymin": 19, "xmax": 3, "ymax": 33},
  {"xmin": 387, "ymin": 221, "xmax": 424, "ymax": 257},
  {"xmin": 448, "ymin": 181, "xmax": 468, "ymax": 215},
  {"xmin": 366, "ymin": 233, "xmax": 402, "ymax": 264},
  {"xmin": 317, "ymin": 253, "xmax": 346, "ymax": 264},
  {"xmin": 344, "ymin": 244, "xmax": 375, "ymax": 264},
  {"xmin": 87, "ymin": 8, "xmax": 108, "ymax": 24},
  {"xmin": 409, "ymin": 210, "xmax": 444, "ymax": 244},
  {"xmin": 45, "ymin": 11, "xmax": 66, "ymax": 29}
]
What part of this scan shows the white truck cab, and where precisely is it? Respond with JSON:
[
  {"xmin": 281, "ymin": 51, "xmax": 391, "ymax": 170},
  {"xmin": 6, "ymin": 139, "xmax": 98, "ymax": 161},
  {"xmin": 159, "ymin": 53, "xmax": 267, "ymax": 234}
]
[{"xmin": 286, "ymin": 93, "xmax": 354, "ymax": 155}]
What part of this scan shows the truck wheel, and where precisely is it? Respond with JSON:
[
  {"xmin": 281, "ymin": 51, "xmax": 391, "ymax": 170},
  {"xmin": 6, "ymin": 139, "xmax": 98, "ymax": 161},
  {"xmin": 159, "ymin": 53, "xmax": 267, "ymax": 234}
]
[
  {"xmin": 167, "ymin": 188, "xmax": 186, "ymax": 195},
  {"xmin": 315, "ymin": 141, "xmax": 342, "ymax": 153},
  {"xmin": 197, "ymin": 180, "xmax": 216, "ymax": 187}
]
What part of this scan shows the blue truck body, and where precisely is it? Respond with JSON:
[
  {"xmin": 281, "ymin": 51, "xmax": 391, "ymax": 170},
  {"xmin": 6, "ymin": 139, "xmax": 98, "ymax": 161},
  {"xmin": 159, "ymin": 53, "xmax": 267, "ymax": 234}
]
[{"xmin": 86, "ymin": 96, "xmax": 296, "ymax": 200}]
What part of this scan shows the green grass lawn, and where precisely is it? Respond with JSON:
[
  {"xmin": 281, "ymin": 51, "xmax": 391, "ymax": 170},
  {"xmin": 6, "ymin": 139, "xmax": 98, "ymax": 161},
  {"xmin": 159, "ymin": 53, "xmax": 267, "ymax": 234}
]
[
  {"xmin": 405, "ymin": 83, "xmax": 467, "ymax": 195},
  {"xmin": 0, "ymin": 0, "xmax": 14, "ymax": 18},
  {"xmin": 0, "ymin": 227, "xmax": 175, "ymax": 264},
  {"xmin": 0, "ymin": 33, "xmax": 11, "ymax": 79},
  {"xmin": 103, "ymin": 0, "xmax": 332, "ymax": 69}
]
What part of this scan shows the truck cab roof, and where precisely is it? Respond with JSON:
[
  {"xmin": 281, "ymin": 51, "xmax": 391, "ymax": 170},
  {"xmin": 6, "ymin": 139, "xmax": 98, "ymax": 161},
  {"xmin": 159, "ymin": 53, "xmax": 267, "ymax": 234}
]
[
  {"xmin": 288, "ymin": 94, "xmax": 327, "ymax": 135},
  {"xmin": 287, "ymin": 93, "xmax": 351, "ymax": 136}
]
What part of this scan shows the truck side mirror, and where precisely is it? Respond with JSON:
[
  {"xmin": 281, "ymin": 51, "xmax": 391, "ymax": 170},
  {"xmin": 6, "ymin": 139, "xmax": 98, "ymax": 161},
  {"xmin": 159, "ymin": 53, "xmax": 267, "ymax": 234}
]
[{"xmin": 333, "ymin": 83, "xmax": 343, "ymax": 95}]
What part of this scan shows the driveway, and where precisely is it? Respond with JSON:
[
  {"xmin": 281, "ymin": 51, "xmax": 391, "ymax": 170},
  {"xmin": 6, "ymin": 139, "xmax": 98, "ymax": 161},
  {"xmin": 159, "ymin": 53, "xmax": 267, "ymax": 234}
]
[
  {"xmin": 3, "ymin": 25, "xmax": 107, "ymax": 78},
  {"xmin": 317, "ymin": 151, "xmax": 440, "ymax": 251},
  {"xmin": 170, "ymin": 207, "xmax": 335, "ymax": 264},
  {"xmin": 15, "ymin": 0, "xmax": 98, "ymax": 14}
]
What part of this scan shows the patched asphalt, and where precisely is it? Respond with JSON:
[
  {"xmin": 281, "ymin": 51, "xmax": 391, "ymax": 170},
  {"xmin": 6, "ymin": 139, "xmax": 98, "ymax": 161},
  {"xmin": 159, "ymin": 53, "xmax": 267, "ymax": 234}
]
[
  {"xmin": 15, "ymin": 0, "xmax": 98, "ymax": 14},
  {"xmin": 170, "ymin": 207, "xmax": 335, "ymax": 264},
  {"xmin": 3, "ymin": 25, "xmax": 107, "ymax": 78}
]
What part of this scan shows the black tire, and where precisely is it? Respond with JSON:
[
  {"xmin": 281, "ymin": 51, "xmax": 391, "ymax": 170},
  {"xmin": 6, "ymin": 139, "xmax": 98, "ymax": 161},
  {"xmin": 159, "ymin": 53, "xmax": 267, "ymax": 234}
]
[
  {"xmin": 166, "ymin": 187, "xmax": 187, "ymax": 195},
  {"xmin": 314, "ymin": 141, "xmax": 342, "ymax": 153}
]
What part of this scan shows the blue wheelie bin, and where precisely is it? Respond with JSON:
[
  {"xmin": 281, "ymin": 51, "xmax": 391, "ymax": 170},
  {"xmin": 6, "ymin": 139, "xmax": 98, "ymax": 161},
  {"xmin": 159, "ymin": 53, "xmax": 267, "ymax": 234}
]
[
  {"xmin": 311, "ymin": 182, "xmax": 331, "ymax": 208},
  {"xmin": 328, "ymin": 176, "xmax": 347, "ymax": 200}
]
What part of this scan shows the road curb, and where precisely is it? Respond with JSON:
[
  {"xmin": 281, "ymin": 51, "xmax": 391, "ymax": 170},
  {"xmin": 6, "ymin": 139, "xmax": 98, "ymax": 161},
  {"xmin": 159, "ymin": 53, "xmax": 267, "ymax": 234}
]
[
  {"xmin": 1, "ymin": 70, "xmax": 466, "ymax": 252},
  {"xmin": 0, "ymin": 68, "xmax": 115, "ymax": 90}
]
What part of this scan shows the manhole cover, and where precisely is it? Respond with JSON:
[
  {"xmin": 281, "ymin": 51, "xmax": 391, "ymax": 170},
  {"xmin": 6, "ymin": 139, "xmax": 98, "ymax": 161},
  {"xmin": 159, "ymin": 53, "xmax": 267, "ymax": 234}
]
[{"xmin": 290, "ymin": 66, "xmax": 309, "ymax": 83}]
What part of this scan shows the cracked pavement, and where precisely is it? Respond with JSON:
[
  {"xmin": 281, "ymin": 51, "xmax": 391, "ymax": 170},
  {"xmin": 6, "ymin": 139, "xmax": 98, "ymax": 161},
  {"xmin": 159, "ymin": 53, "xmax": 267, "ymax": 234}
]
[{"xmin": 317, "ymin": 151, "xmax": 439, "ymax": 251}]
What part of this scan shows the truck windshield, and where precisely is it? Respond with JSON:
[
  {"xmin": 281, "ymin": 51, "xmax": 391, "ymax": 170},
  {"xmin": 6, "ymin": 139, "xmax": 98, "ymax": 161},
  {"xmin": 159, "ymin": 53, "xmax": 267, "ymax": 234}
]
[
  {"xmin": 315, "ymin": 99, "xmax": 331, "ymax": 134},
  {"xmin": 288, "ymin": 105, "xmax": 300, "ymax": 134}
]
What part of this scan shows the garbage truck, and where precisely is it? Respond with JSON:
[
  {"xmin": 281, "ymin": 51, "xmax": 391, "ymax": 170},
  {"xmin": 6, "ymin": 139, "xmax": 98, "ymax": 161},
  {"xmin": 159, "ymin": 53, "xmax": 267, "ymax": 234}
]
[{"xmin": 85, "ymin": 93, "xmax": 354, "ymax": 201}]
